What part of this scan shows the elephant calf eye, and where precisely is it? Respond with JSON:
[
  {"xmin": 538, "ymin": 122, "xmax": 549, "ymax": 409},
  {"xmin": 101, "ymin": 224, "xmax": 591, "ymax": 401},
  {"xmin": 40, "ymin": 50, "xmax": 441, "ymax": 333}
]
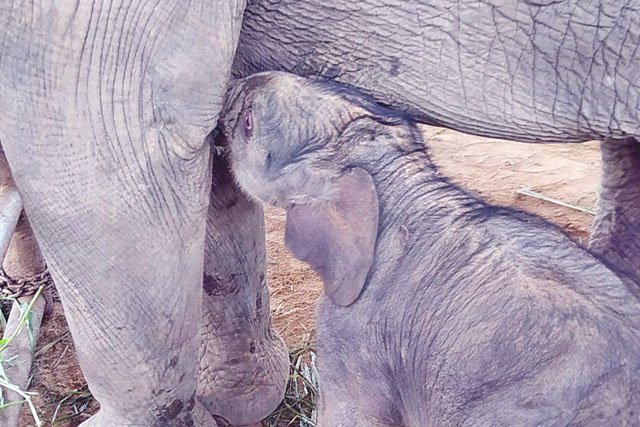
[{"xmin": 242, "ymin": 109, "xmax": 253, "ymax": 138}]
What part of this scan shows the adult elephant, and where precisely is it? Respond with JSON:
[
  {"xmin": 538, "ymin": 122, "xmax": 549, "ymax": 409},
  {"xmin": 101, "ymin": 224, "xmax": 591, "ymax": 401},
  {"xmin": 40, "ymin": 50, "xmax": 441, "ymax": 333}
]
[{"xmin": 0, "ymin": 1, "xmax": 638, "ymax": 427}]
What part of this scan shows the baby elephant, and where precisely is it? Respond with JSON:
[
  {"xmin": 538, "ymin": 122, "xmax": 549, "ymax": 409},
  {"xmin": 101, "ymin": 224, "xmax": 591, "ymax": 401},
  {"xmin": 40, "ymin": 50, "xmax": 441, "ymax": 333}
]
[{"xmin": 216, "ymin": 71, "xmax": 640, "ymax": 426}]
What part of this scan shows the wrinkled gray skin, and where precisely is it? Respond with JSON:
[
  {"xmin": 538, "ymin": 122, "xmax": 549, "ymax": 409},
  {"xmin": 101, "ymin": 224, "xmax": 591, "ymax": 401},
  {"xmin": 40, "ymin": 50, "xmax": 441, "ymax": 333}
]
[
  {"xmin": 218, "ymin": 72, "xmax": 640, "ymax": 426},
  {"xmin": 2, "ymin": 1, "xmax": 639, "ymax": 425},
  {"xmin": 0, "ymin": 2, "xmax": 288, "ymax": 426},
  {"xmin": 235, "ymin": 0, "xmax": 640, "ymax": 282}
]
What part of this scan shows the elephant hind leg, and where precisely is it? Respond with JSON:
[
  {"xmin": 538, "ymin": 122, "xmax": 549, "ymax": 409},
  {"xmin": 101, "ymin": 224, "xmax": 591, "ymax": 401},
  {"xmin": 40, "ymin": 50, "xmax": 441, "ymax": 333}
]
[
  {"xmin": 590, "ymin": 137, "xmax": 640, "ymax": 282},
  {"xmin": 198, "ymin": 152, "xmax": 289, "ymax": 425}
]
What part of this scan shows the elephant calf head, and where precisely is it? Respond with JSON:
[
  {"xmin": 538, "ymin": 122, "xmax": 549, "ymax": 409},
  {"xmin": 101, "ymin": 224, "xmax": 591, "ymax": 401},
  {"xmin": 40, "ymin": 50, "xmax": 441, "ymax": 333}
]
[{"xmin": 214, "ymin": 71, "xmax": 400, "ymax": 306}]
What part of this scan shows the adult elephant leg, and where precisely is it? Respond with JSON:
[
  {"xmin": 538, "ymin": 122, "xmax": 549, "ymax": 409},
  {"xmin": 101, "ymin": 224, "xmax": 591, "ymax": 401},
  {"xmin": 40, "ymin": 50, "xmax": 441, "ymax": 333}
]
[
  {"xmin": 1, "ymin": 101, "xmax": 213, "ymax": 427},
  {"xmin": 198, "ymin": 151, "xmax": 289, "ymax": 425},
  {"xmin": 0, "ymin": 1, "xmax": 244, "ymax": 425},
  {"xmin": 590, "ymin": 138, "xmax": 640, "ymax": 282}
]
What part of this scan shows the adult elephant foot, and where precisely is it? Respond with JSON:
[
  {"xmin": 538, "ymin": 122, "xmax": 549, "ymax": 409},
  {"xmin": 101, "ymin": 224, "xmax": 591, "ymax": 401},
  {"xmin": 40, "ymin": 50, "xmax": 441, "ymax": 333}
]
[
  {"xmin": 79, "ymin": 401, "xmax": 221, "ymax": 427},
  {"xmin": 77, "ymin": 401, "xmax": 220, "ymax": 427},
  {"xmin": 198, "ymin": 284, "xmax": 288, "ymax": 425},
  {"xmin": 197, "ymin": 152, "xmax": 289, "ymax": 425},
  {"xmin": 590, "ymin": 137, "xmax": 640, "ymax": 282}
]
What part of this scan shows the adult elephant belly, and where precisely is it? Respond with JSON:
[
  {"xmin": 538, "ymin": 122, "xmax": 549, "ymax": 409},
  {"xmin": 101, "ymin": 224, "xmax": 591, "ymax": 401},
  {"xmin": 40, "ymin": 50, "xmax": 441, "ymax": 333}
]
[
  {"xmin": 235, "ymin": 0, "xmax": 640, "ymax": 282},
  {"xmin": 0, "ymin": 1, "xmax": 287, "ymax": 426}
]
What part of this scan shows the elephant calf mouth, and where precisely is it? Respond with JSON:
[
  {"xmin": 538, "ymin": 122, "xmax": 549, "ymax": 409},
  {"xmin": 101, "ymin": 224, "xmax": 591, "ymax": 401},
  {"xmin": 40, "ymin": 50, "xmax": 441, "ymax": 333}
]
[
  {"xmin": 212, "ymin": 124, "xmax": 229, "ymax": 147},
  {"xmin": 212, "ymin": 127, "xmax": 232, "ymax": 160}
]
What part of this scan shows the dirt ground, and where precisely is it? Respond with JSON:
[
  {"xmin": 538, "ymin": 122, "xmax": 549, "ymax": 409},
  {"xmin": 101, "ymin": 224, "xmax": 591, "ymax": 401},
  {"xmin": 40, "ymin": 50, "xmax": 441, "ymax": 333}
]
[{"xmin": 16, "ymin": 125, "xmax": 600, "ymax": 426}]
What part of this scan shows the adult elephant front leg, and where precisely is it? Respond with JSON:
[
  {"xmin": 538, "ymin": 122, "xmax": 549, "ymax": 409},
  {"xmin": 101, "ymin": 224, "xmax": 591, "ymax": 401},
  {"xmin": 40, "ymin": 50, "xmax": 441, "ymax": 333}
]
[
  {"xmin": 590, "ymin": 138, "xmax": 640, "ymax": 282},
  {"xmin": 198, "ymin": 151, "xmax": 289, "ymax": 425},
  {"xmin": 0, "ymin": 1, "xmax": 244, "ymax": 425}
]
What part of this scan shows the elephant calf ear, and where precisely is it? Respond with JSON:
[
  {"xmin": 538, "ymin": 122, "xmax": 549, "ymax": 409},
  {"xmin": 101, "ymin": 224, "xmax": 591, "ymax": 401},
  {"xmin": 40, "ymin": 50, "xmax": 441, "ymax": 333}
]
[{"xmin": 284, "ymin": 168, "xmax": 379, "ymax": 306}]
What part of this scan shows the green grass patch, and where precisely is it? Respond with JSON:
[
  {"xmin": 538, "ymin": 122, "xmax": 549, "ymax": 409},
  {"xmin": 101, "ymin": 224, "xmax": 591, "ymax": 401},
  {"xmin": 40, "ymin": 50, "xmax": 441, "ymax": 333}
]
[{"xmin": 0, "ymin": 286, "xmax": 45, "ymax": 426}]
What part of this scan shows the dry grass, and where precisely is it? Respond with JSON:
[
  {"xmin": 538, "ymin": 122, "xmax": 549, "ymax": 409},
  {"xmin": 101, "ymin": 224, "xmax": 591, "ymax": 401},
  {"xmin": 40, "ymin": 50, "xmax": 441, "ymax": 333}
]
[
  {"xmin": 264, "ymin": 337, "xmax": 318, "ymax": 427},
  {"xmin": 516, "ymin": 187, "xmax": 596, "ymax": 216},
  {"xmin": 48, "ymin": 386, "xmax": 93, "ymax": 426}
]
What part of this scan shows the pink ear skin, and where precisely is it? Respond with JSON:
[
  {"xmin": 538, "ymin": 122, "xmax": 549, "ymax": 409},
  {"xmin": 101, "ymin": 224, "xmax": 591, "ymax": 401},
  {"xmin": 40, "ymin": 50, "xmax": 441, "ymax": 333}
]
[{"xmin": 284, "ymin": 168, "xmax": 379, "ymax": 306}]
